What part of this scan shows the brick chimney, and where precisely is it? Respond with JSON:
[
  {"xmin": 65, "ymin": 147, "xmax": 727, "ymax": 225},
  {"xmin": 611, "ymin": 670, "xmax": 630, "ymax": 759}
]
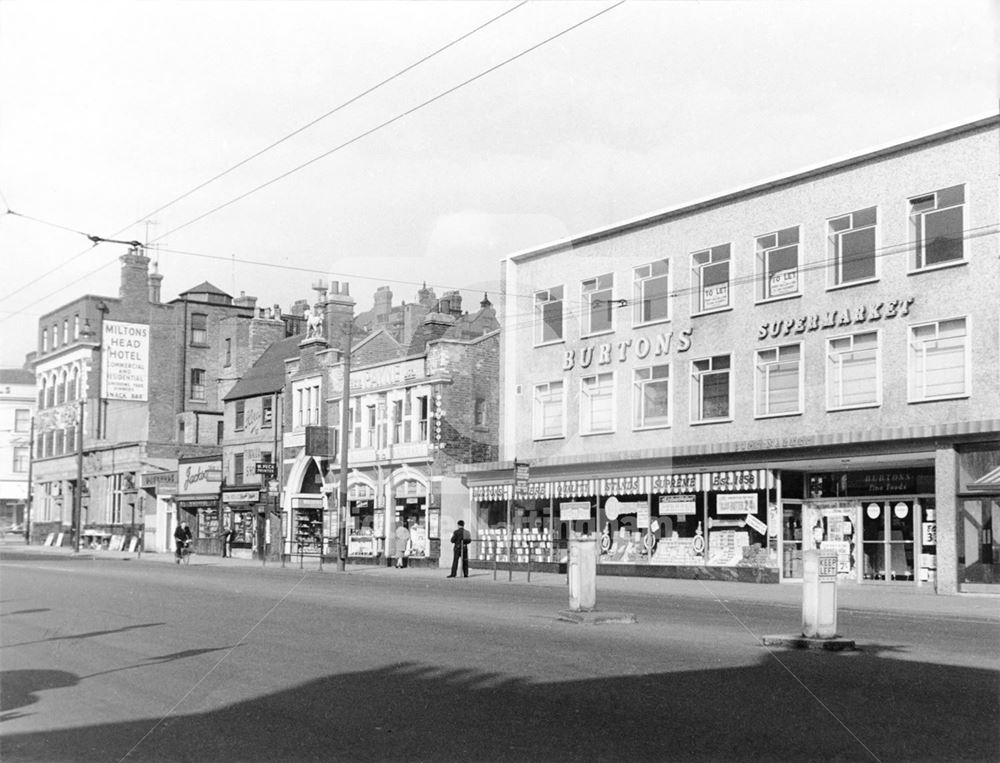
[
  {"xmin": 120, "ymin": 246, "xmax": 150, "ymax": 304},
  {"xmin": 324, "ymin": 281, "xmax": 356, "ymax": 345}
]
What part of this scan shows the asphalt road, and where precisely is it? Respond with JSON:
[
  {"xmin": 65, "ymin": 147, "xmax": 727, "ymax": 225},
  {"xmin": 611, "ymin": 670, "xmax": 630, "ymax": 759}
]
[{"xmin": 1, "ymin": 547, "xmax": 997, "ymax": 763}]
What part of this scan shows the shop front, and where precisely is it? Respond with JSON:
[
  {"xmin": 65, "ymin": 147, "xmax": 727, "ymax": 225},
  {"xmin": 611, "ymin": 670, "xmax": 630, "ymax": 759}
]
[
  {"xmin": 176, "ymin": 456, "xmax": 222, "ymax": 555},
  {"xmin": 957, "ymin": 443, "xmax": 1000, "ymax": 592},
  {"xmin": 222, "ymin": 488, "xmax": 267, "ymax": 559}
]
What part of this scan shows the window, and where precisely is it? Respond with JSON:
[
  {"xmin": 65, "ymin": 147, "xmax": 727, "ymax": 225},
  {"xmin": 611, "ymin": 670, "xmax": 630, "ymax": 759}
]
[
  {"xmin": 534, "ymin": 286, "xmax": 564, "ymax": 345},
  {"xmin": 52, "ymin": 324, "xmax": 59, "ymax": 348},
  {"xmin": 13, "ymin": 446, "xmax": 29, "ymax": 473},
  {"xmin": 633, "ymin": 260, "xmax": 670, "ymax": 325},
  {"xmin": 533, "ymin": 381, "xmax": 564, "ymax": 439},
  {"xmin": 68, "ymin": 367, "xmax": 79, "ymax": 401},
  {"xmin": 262, "ymin": 396, "xmax": 273, "ymax": 428},
  {"xmin": 580, "ymin": 372, "xmax": 615, "ymax": 434},
  {"xmin": 190, "ymin": 313, "xmax": 208, "ymax": 345},
  {"xmin": 910, "ymin": 185, "xmax": 965, "ymax": 270},
  {"xmin": 14, "ymin": 409, "xmax": 30, "ymax": 432},
  {"xmin": 178, "ymin": 420, "xmax": 186, "ymax": 443},
  {"xmin": 216, "ymin": 420, "xmax": 223, "ymax": 444},
  {"xmin": 633, "ymin": 364, "xmax": 670, "ymax": 429},
  {"xmin": 293, "ymin": 380, "xmax": 321, "ymax": 428},
  {"xmin": 109, "ymin": 474, "xmax": 123, "ymax": 524},
  {"xmin": 224, "ymin": 338, "xmax": 232, "ymax": 366},
  {"xmin": 74, "ymin": 314, "xmax": 80, "ymax": 339},
  {"xmin": 235, "ymin": 400, "xmax": 245, "ymax": 430},
  {"xmin": 473, "ymin": 397, "xmax": 486, "ymax": 427},
  {"xmin": 42, "ymin": 328, "xmax": 48, "ymax": 353},
  {"xmin": 691, "ymin": 244, "xmax": 730, "ymax": 313},
  {"xmin": 365, "ymin": 404, "xmax": 376, "ymax": 447},
  {"xmin": 691, "ymin": 355, "xmax": 731, "ymax": 422},
  {"xmin": 190, "ymin": 369, "xmax": 206, "ymax": 401},
  {"xmin": 391, "ymin": 399, "xmax": 403, "ymax": 442},
  {"xmin": 908, "ymin": 317, "xmax": 969, "ymax": 401},
  {"xmin": 827, "ymin": 331, "xmax": 879, "ymax": 409},
  {"xmin": 62, "ymin": 319, "xmax": 69, "ymax": 344},
  {"xmin": 233, "ymin": 453, "xmax": 244, "ymax": 486},
  {"xmin": 416, "ymin": 395, "xmax": 429, "ymax": 441},
  {"xmin": 582, "ymin": 274, "xmax": 614, "ymax": 336},
  {"xmin": 755, "ymin": 344, "xmax": 802, "ymax": 417},
  {"xmin": 829, "ymin": 207, "xmax": 877, "ymax": 287},
  {"xmin": 756, "ymin": 227, "xmax": 800, "ymax": 300}
]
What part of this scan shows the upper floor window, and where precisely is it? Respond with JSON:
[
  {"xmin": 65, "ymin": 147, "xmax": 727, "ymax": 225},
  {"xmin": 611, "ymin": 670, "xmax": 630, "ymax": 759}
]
[
  {"xmin": 633, "ymin": 260, "xmax": 670, "ymax": 326},
  {"xmin": 262, "ymin": 396, "xmax": 273, "ymax": 428},
  {"xmin": 532, "ymin": 380, "xmax": 564, "ymax": 440},
  {"xmin": 293, "ymin": 380, "xmax": 321, "ymax": 429},
  {"xmin": 534, "ymin": 286, "xmax": 564, "ymax": 345},
  {"xmin": 42, "ymin": 328, "xmax": 48, "ymax": 353},
  {"xmin": 216, "ymin": 420, "xmax": 223, "ymax": 444},
  {"xmin": 756, "ymin": 226, "xmax": 800, "ymax": 301},
  {"xmin": 755, "ymin": 344, "xmax": 802, "ymax": 418},
  {"xmin": 15, "ymin": 408, "xmax": 30, "ymax": 432},
  {"xmin": 908, "ymin": 317, "xmax": 969, "ymax": 402},
  {"xmin": 52, "ymin": 323, "xmax": 59, "ymax": 348},
  {"xmin": 580, "ymin": 372, "xmax": 615, "ymax": 434},
  {"xmin": 691, "ymin": 244, "xmax": 730, "ymax": 313},
  {"xmin": 68, "ymin": 367, "xmax": 79, "ymax": 402},
  {"xmin": 235, "ymin": 400, "xmax": 245, "ymax": 431},
  {"xmin": 473, "ymin": 397, "xmax": 486, "ymax": 427},
  {"xmin": 224, "ymin": 338, "xmax": 232, "ymax": 366},
  {"xmin": 73, "ymin": 315, "xmax": 80, "ymax": 339},
  {"xmin": 582, "ymin": 274, "xmax": 614, "ymax": 336},
  {"xmin": 691, "ymin": 355, "xmax": 731, "ymax": 423},
  {"xmin": 909, "ymin": 185, "xmax": 964, "ymax": 270},
  {"xmin": 13, "ymin": 446, "xmax": 29, "ymax": 473},
  {"xmin": 827, "ymin": 331, "xmax": 879, "ymax": 410},
  {"xmin": 62, "ymin": 319, "xmax": 69, "ymax": 345},
  {"xmin": 190, "ymin": 313, "xmax": 208, "ymax": 345},
  {"xmin": 391, "ymin": 398, "xmax": 403, "ymax": 442},
  {"xmin": 633, "ymin": 364, "xmax": 670, "ymax": 430},
  {"xmin": 828, "ymin": 207, "xmax": 877, "ymax": 287},
  {"xmin": 233, "ymin": 453, "xmax": 244, "ymax": 486},
  {"xmin": 190, "ymin": 368, "xmax": 206, "ymax": 401}
]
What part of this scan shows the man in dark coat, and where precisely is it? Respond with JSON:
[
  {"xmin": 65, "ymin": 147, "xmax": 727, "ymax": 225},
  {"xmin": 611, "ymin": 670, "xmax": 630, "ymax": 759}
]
[
  {"xmin": 447, "ymin": 520, "xmax": 471, "ymax": 578},
  {"xmin": 174, "ymin": 522, "xmax": 192, "ymax": 563}
]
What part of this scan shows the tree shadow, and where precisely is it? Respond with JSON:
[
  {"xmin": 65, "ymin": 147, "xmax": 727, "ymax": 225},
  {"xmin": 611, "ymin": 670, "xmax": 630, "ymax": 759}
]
[
  {"xmin": 2, "ymin": 648, "xmax": 997, "ymax": 762},
  {"xmin": 0, "ymin": 609, "xmax": 52, "ymax": 617},
  {"xmin": 0, "ymin": 669, "xmax": 79, "ymax": 720},
  {"xmin": 2, "ymin": 622, "xmax": 165, "ymax": 649}
]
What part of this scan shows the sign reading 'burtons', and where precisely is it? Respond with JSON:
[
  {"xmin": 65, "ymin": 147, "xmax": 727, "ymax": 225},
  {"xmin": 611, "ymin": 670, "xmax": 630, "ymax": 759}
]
[{"xmin": 563, "ymin": 329, "xmax": 693, "ymax": 371}]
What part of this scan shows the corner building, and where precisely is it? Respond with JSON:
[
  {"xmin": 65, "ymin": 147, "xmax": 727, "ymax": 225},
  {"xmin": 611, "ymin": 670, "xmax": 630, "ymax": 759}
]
[{"xmin": 462, "ymin": 116, "xmax": 999, "ymax": 594}]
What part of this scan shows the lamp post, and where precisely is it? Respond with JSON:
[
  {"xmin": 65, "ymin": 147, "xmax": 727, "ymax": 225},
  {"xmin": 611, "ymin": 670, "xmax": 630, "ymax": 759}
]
[
  {"xmin": 336, "ymin": 318, "xmax": 353, "ymax": 572},
  {"xmin": 73, "ymin": 398, "xmax": 84, "ymax": 553}
]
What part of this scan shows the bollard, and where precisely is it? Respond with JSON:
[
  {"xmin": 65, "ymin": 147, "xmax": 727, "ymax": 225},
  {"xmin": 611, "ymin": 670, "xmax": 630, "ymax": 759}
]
[
  {"xmin": 567, "ymin": 537, "xmax": 597, "ymax": 611},
  {"xmin": 801, "ymin": 549, "xmax": 839, "ymax": 638}
]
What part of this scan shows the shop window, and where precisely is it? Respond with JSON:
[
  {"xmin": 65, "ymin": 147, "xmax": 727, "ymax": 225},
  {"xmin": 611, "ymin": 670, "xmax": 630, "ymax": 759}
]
[
  {"xmin": 908, "ymin": 317, "xmax": 969, "ymax": 402},
  {"xmin": 828, "ymin": 207, "xmax": 877, "ymax": 287},
  {"xmin": 13, "ymin": 446, "xmax": 29, "ymax": 473},
  {"xmin": 582, "ymin": 273, "xmax": 614, "ymax": 336},
  {"xmin": 755, "ymin": 343, "xmax": 801, "ymax": 417},
  {"xmin": 190, "ymin": 368, "xmax": 206, "ymax": 401},
  {"xmin": 15, "ymin": 408, "xmax": 30, "ymax": 432},
  {"xmin": 691, "ymin": 355, "xmax": 731, "ymax": 423},
  {"xmin": 909, "ymin": 185, "xmax": 964, "ymax": 270},
  {"xmin": 827, "ymin": 331, "xmax": 880, "ymax": 409},
  {"xmin": 691, "ymin": 244, "xmax": 730, "ymax": 313},
  {"xmin": 633, "ymin": 364, "xmax": 670, "ymax": 429},
  {"xmin": 534, "ymin": 286, "xmax": 564, "ymax": 345},
  {"xmin": 756, "ymin": 226, "xmax": 800, "ymax": 301},
  {"xmin": 533, "ymin": 380, "xmax": 564, "ymax": 440},
  {"xmin": 190, "ymin": 313, "xmax": 208, "ymax": 345},
  {"xmin": 633, "ymin": 260, "xmax": 670, "ymax": 326},
  {"xmin": 580, "ymin": 372, "xmax": 615, "ymax": 434},
  {"xmin": 235, "ymin": 400, "xmax": 245, "ymax": 431},
  {"xmin": 233, "ymin": 453, "xmax": 244, "ymax": 486},
  {"xmin": 262, "ymin": 396, "xmax": 273, "ymax": 428}
]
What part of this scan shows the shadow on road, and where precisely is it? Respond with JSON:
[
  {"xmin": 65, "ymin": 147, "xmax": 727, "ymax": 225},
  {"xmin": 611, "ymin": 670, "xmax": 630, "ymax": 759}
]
[
  {"xmin": 1, "ymin": 622, "xmax": 166, "ymax": 649},
  {"xmin": 2, "ymin": 648, "xmax": 997, "ymax": 762}
]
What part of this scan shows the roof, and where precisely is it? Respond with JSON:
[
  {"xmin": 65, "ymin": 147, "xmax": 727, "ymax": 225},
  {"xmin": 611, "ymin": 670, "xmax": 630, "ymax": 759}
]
[
  {"xmin": 224, "ymin": 335, "xmax": 303, "ymax": 401},
  {"xmin": 0, "ymin": 368, "xmax": 35, "ymax": 385},
  {"xmin": 178, "ymin": 281, "xmax": 231, "ymax": 298}
]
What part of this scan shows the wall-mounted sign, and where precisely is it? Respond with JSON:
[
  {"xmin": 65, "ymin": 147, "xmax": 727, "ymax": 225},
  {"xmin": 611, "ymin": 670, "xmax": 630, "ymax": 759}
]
[
  {"xmin": 102, "ymin": 320, "xmax": 150, "ymax": 401},
  {"xmin": 758, "ymin": 297, "xmax": 914, "ymax": 340},
  {"xmin": 716, "ymin": 493, "xmax": 758, "ymax": 515},
  {"xmin": 658, "ymin": 494, "xmax": 697, "ymax": 515},
  {"xmin": 560, "ymin": 501, "xmax": 591, "ymax": 521},
  {"xmin": 177, "ymin": 460, "xmax": 222, "ymax": 496},
  {"xmin": 562, "ymin": 329, "xmax": 693, "ymax": 371},
  {"xmin": 138, "ymin": 471, "xmax": 177, "ymax": 491},
  {"xmin": 223, "ymin": 490, "xmax": 260, "ymax": 504}
]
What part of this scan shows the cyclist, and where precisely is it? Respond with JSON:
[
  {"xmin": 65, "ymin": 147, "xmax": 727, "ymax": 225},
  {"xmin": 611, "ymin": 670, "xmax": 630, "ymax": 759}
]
[{"xmin": 174, "ymin": 521, "xmax": 193, "ymax": 563}]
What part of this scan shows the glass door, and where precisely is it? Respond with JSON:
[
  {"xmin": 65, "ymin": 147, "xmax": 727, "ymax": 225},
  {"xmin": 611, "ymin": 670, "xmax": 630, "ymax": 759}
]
[
  {"xmin": 862, "ymin": 500, "xmax": 917, "ymax": 582},
  {"xmin": 960, "ymin": 498, "xmax": 999, "ymax": 586},
  {"xmin": 781, "ymin": 502, "xmax": 803, "ymax": 579}
]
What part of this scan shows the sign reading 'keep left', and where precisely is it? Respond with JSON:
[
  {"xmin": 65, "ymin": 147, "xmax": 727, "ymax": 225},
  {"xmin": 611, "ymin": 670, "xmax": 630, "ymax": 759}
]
[{"xmin": 102, "ymin": 320, "xmax": 150, "ymax": 401}]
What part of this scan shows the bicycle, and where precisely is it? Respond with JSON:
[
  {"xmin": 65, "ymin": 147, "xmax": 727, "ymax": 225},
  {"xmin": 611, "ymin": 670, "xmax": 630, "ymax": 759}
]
[{"xmin": 176, "ymin": 541, "xmax": 193, "ymax": 565}]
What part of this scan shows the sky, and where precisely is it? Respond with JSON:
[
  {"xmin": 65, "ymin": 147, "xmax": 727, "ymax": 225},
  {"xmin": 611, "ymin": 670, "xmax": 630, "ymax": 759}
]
[{"xmin": 0, "ymin": 0, "xmax": 997, "ymax": 369}]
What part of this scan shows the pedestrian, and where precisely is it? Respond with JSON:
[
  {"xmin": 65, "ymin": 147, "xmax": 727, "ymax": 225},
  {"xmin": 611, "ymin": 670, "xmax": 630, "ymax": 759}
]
[
  {"xmin": 395, "ymin": 521, "xmax": 411, "ymax": 568},
  {"xmin": 447, "ymin": 520, "xmax": 471, "ymax": 578},
  {"xmin": 174, "ymin": 521, "xmax": 192, "ymax": 564},
  {"xmin": 220, "ymin": 525, "xmax": 233, "ymax": 557}
]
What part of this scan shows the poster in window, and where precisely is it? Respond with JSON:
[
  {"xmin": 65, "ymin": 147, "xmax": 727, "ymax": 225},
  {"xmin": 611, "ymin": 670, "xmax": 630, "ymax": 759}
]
[
  {"xmin": 702, "ymin": 284, "xmax": 728, "ymax": 310},
  {"xmin": 769, "ymin": 269, "xmax": 798, "ymax": 297}
]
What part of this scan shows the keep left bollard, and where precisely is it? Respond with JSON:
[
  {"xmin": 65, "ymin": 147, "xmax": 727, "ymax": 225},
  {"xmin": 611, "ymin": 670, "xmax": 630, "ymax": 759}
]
[{"xmin": 802, "ymin": 549, "xmax": 838, "ymax": 638}]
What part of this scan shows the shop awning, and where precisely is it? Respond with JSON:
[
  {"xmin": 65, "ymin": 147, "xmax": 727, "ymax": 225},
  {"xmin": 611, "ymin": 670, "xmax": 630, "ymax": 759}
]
[{"xmin": 967, "ymin": 465, "xmax": 1000, "ymax": 493}]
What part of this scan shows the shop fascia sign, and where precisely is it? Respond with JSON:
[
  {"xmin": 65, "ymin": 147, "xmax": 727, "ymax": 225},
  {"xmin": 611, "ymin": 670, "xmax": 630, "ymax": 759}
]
[
  {"xmin": 223, "ymin": 489, "xmax": 260, "ymax": 504},
  {"xmin": 177, "ymin": 460, "xmax": 222, "ymax": 496},
  {"xmin": 562, "ymin": 328, "xmax": 693, "ymax": 371},
  {"xmin": 757, "ymin": 297, "xmax": 914, "ymax": 340},
  {"xmin": 138, "ymin": 471, "xmax": 177, "ymax": 491},
  {"xmin": 349, "ymin": 358, "xmax": 422, "ymax": 392}
]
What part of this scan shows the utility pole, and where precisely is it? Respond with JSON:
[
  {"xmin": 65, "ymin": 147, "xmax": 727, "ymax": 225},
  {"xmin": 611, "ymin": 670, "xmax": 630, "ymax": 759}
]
[
  {"xmin": 73, "ymin": 398, "xmax": 84, "ymax": 553},
  {"xmin": 336, "ymin": 318, "xmax": 353, "ymax": 572},
  {"xmin": 24, "ymin": 414, "xmax": 34, "ymax": 545}
]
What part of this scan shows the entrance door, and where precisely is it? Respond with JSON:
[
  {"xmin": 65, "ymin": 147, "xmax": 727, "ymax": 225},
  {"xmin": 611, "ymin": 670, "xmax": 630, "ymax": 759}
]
[
  {"xmin": 862, "ymin": 500, "xmax": 917, "ymax": 582},
  {"xmin": 960, "ymin": 498, "xmax": 999, "ymax": 586}
]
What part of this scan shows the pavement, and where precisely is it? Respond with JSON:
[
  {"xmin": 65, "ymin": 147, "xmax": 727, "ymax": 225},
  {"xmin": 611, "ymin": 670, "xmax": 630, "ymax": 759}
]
[{"xmin": 4, "ymin": 538, "xmax": 998, "ymax": 623}]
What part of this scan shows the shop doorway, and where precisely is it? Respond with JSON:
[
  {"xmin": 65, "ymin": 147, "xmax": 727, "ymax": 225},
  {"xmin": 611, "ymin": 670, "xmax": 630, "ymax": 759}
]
[
  {"xmin": 960, "ymin": 497, "xmax": 999, "ymax": 587},
  {"xmin": 862, "ymin": 500, "xmax": 917, "ymax": 582}
]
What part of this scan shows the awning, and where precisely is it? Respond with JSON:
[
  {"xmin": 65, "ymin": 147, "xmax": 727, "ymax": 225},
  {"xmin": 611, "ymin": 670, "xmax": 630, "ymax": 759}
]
[{"xmin": 967, "ymin": 465, "xmax": 1000, "ymax": 493}]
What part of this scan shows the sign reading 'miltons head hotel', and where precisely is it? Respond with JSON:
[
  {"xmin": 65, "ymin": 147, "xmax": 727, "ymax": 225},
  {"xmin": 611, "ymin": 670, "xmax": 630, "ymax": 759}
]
[{"xmin": 101, "ymin": 320, "xmax": 150, "ymax": 401}]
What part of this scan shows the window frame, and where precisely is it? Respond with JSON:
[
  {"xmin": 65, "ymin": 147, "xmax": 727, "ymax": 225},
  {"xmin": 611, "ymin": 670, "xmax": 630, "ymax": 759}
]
[
  {"xmin": 691, "ymin": 244, "xmax": 731, "ymax": 315},
  {"xmin": 755, "ymin": 226, "xmax": 801, "ymax": 303},
  {"xmin": 14, "ymin": 408, "xmax": 30, "ymax": 433},
  {"xmin": 579, "ymin": 372, "xmax": 616, "ymax": 435},
  {"xmin": 827, "ymin": 207, "xmax": 878, "ymax": 290},
  {"xmin": 532, "ymin": 380, "xmax": 565, "ymax": 441},
  {"xmin": 690, "ymin": 354, "xmax": 732, "ymax": 424},
  {"xmin": 13, "ymin": 445, "xmax": 29, "ymax": 473},
  {"xmin": 908, "ymin": 185, "xmax": 966, "ymax": 272},
  {"xmin": 190, "ymin": 368, "xmax": 206, "ymax": 401},
  {"xmin": 533, "ymin": 286, "xmax": 565, "ymax": 346},
  {"xmin": 754, "ymin": 343, "xmax": 803, "ymax": 419},
  {"xmin": 581, "ymin": 273, "xmax": 615, "ymax": 337},
  {"xmin": 632, "ymin": 260, "xmax": 671, "ymax": 327},
  {"xmin": 633, "ymin": 363, "xmax": 671, "ymax": 430},
  {"xmin": 190, "ymin": 313, "xmax": 208, "ymax": 346},
  {"xmin": 907, "ymin": 316, "xmax": 970, "ymax": 403},
  {"xmin": 826, "ymin": 330, "xmax": 881, "ymax": 411},
  {"xmin": 262, "ymin": 396, "xmax": 273, "ymax": 428},
  {"xmin": 235, "ymin": 400, "xmax": 245, "ymax": 431}
]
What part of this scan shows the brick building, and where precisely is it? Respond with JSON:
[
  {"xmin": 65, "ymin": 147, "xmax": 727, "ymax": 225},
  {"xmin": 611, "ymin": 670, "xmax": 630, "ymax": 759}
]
[
  {"xmin": 0, "ymin": 366, "xmax": 35, "ymax": 531},
  {"xmin": 462, "ymin": 115, "xmax": 1000, "ymax": 594}
]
